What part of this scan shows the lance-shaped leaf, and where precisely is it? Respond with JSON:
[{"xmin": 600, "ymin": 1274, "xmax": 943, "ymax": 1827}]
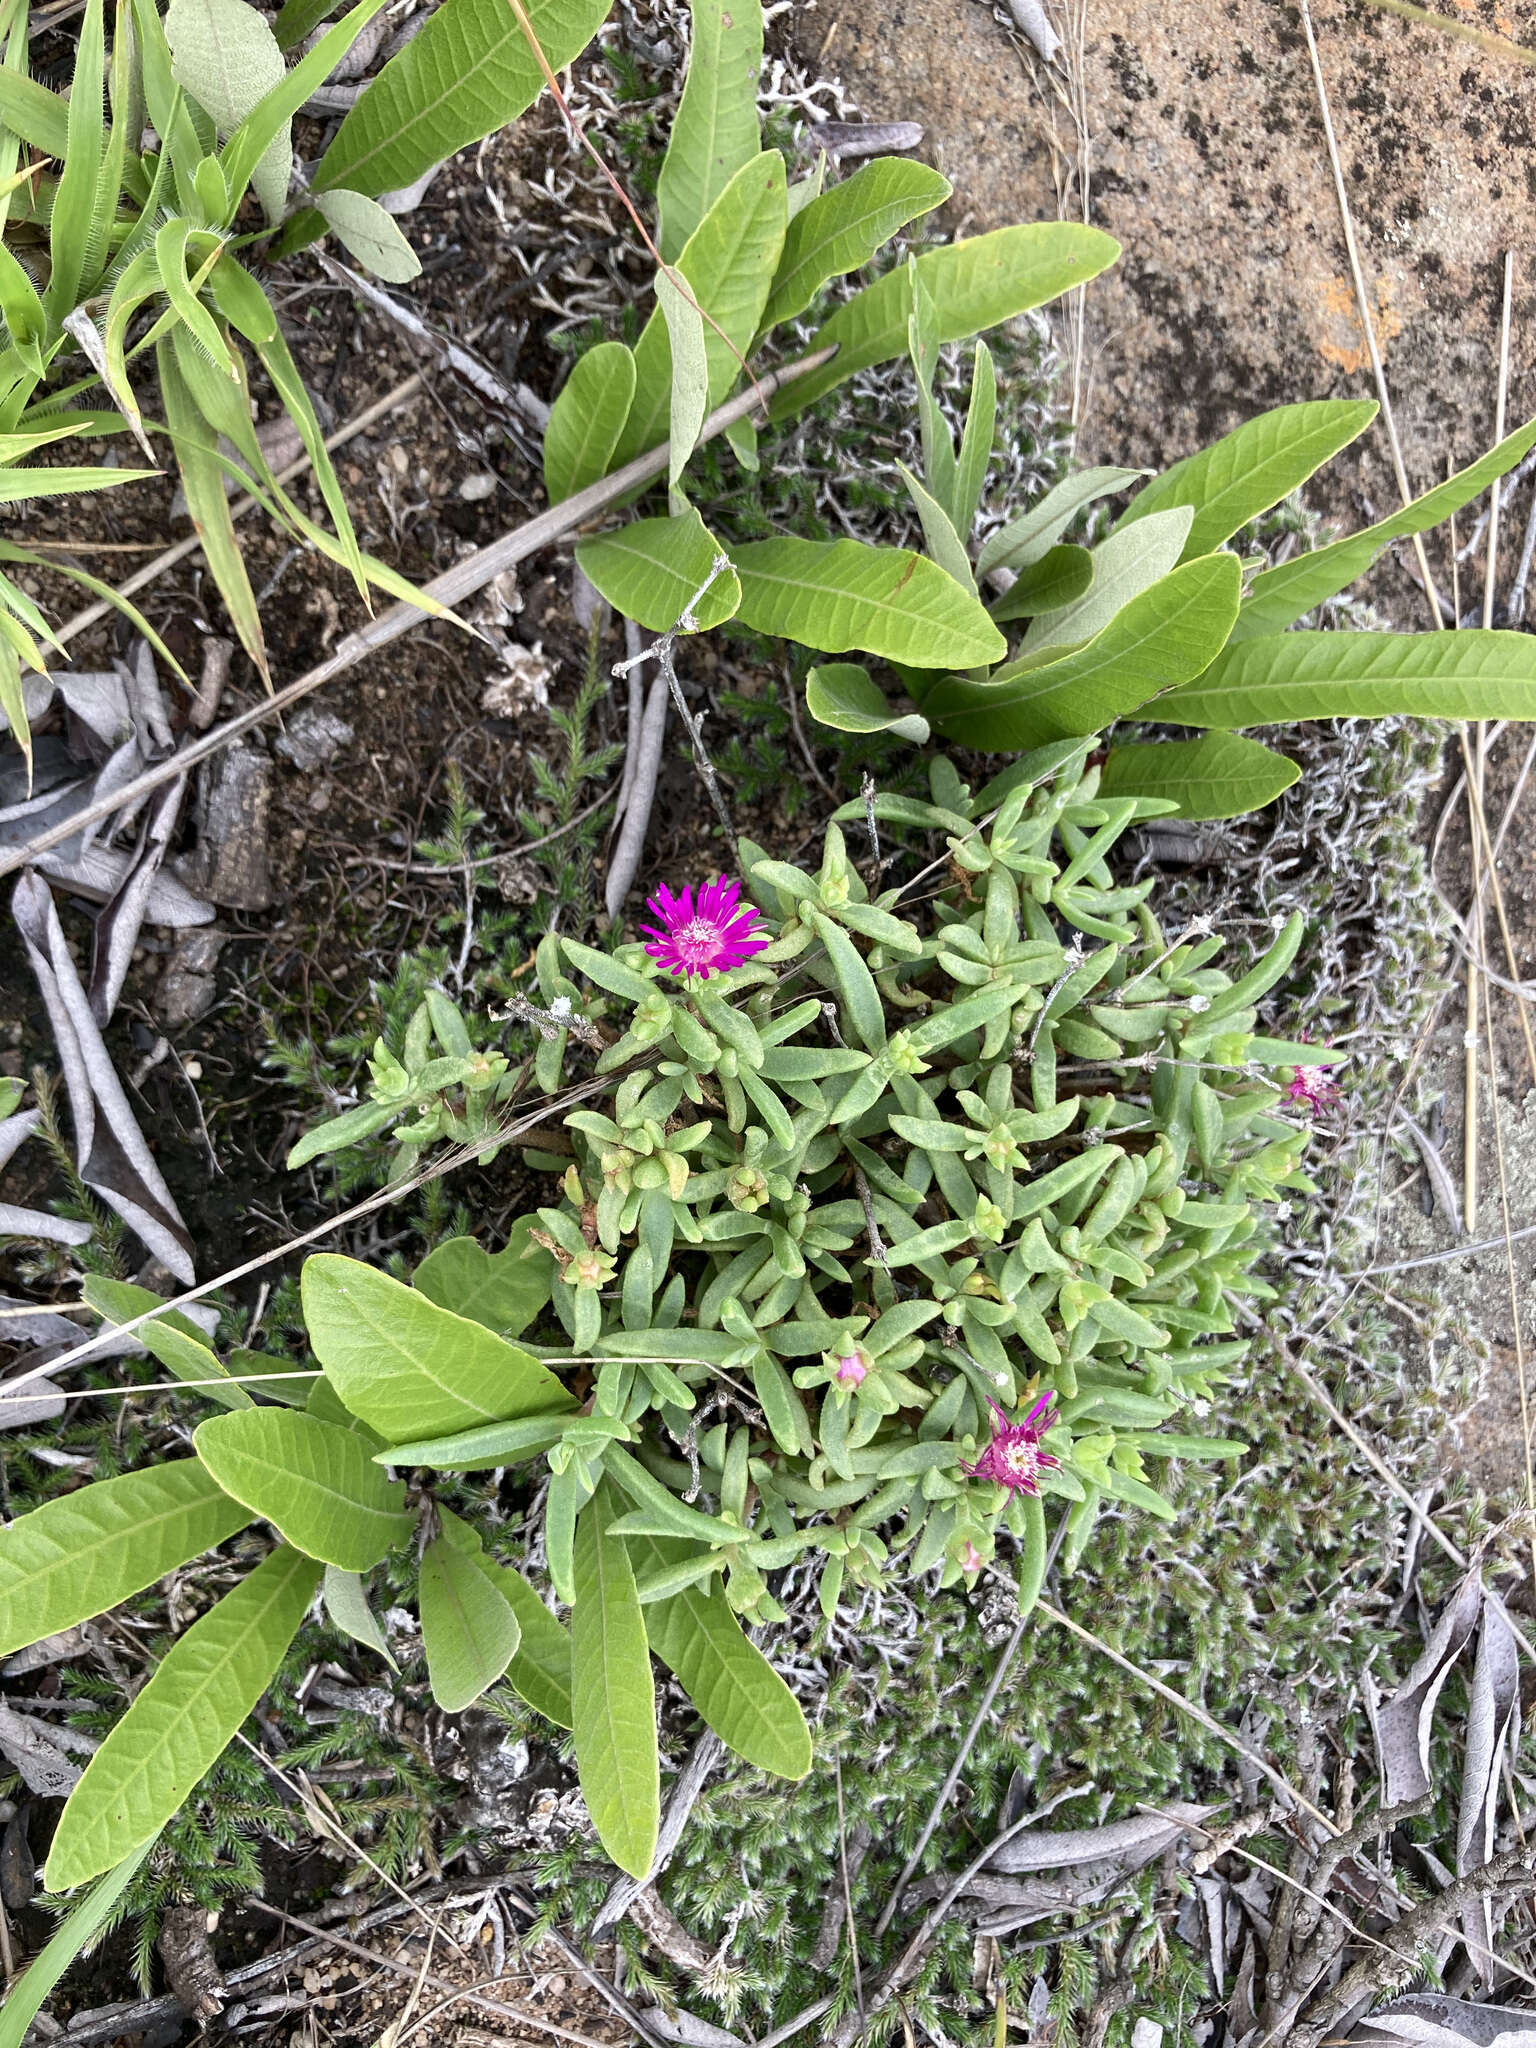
[
  {"xmin": 45, "ymin": 1546, "xmax": 322, "ymax": 1889},
  {"xmin": 759, "ymin": 156, "xmax": 952, "ymax": 334},
  {"xmin": 84, "ymin": 1275, "xmax": 250, "ymax": 1409},
  {"xmin": 313, "ymin": 0, "xmax": 612, "ymax": 198},
  {"xmin": 927, "ymin": 553, "xmax": 1243, "ymax": 748},
  {"xmin": 768, "ymin": 222, "xmax": 1119, "ymax": 418},
  {"xmin": 632, "ymin": 1533, "xmax": 810, "ymax": 1779},
  {"xmin": 1019, "ymin": 507, "xmax": 1192, "ymax": 656},
  {"xmin": 322, "ymin": 1566, "xmax": 397, "ymax": 1669},
  {"xmin": 730, "ymin": 536, "xmax": 1005, "ymax": 668},
  {"xmin": 572, "ymin": 1480, "xmax": 659, "ymax": 1878},
  {"xmin": 301, "ymin": 1253, "xmax": 576, "ymax": 1443},
  {"xmin": 1457, "ymin": 1593, "xmax": 1521, "ymax": 1982},
  {"xmin": 1156, "ymin": 627, "xmax": 1536, "ymax": 729},
  {"xmin": 1115, "ymin": 399, "xmax": 1379, "ymax": 562},
  {"xmin": 0, "ymin": 1462, "xmax": 251, "ymax": 1657},
  {"xmin": 315, "ymin": 189, "xmax": 422, "ymax": 281},
  {"xmin": 976, "ymin": 465, "xmax": 1150, "ymax": 581},
  {"xmin": 0, "ymin": 1839, "xmax": 156, "ymax": 2048},
  {"xmin": 577, "ymin": 509, "xmax": 740, "ymax": 633},
  {"xmin": 194, "ymin": 1409, "xmax": 413, "ymax": 1570},
  {"xmin": 543, "ymin": 343, "xmax": 636, "ymax": 504},
  {"xmin": 1098, "ymin": 732, "xmax": 1300, "ymax": 821},
  {"xmin": 656, "ymin": 0, "xmax": 762, "ymax": 263}
]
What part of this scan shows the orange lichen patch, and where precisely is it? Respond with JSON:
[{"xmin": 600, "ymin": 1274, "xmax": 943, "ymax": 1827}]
[{"xmin": 1316, "ymin": 272, "xmax": 1404, "ymax": 375}]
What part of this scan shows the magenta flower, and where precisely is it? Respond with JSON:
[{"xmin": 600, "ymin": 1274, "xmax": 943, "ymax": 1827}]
[
  {"xmin": 833, "ymin": 1352, "xmax": 867, "ymax": 1389},
  {"xmin": 962, "ymin": 1396, "xmax": 1060, "ymax": 1497},
  {"xmin": 640, "ymin": 876, "xmax": 769, "ymax": 981},
  {"xmin": 1284, "ymin": 1065, "xmax": 1341, "ymax": 1114}
]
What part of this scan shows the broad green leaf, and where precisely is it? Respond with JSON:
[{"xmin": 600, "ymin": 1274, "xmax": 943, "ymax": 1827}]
[
  {"xmin": 166, "ymin": 0, "xmax": 291, "ymax": 222},
  {"xmin": 322, "ymin": 1565, "xmax": 397, "ymax": 1668},
  {"xmin": 927, "ymin": 552, "xmax": 1243, "ymax": 748},
  {"xmin": 418, "ymin": 1532, "xmax": 521, "ymax": 1711},
  {"xmin": 1098, "ymin": 732, "xmax": 1301, "ymax": 820},
  {"xmin": 656, "ymin": 0, "xmax": 762, "ymax": 263},
  {"xmin": 1020, "ymin": 506, "xmax": 1193, "ymax": 654},
  {"xmin": 300, "ymin": 1252, "xmax": 576, "ymax": 1444},
  {"xmin": 44, "ymin": 1546, "xmax": 322, "ymax": 1890},
  {"xmin": 543, "ymin": 342, "xmax": 635, "ymax": 503},
  {"xmin": 634, "ymin": 1533, "xmax": 811, "ymax": 1779},
  {"xmin": 978, "ymin": 466, "xmax": 1148, "ymax": 582},
  {"xmin": 990, "ymin": 543, "xmax": 1093, "ymax": 622},
  {"xmin": 729, "ymin": 536, "xmax": 1005, "ymax": 667},
  {"xmin": 805, "ymin": 661, "xmax": 929, "ymax": 744},
  {"xmin": 316, "ymin": 188, "xmax": 422, "ymax": 281},
  {"xmin": 760, "ymin": 156, "xmax": 951, "ymax": 335},
  {"xmin": 83, "ymin": 1275, "xmax": 252, "ymax": 1410},
  {"xmin": 490, "ymin": 1568, "xmax": 574, "ymax": 1728},
  {"xmin": 0, "ymin": 1839, "xmax": 155, "ymax": 2048},
  {"xmin": 572, "ymin": 1479, "xmax": 658, "ymax": 1878},
  {"xmin": 1233, "ymin": 411, "xmax": 1536, "ymax": 640},
  {"xmin": 194, "ymin": 1409, "xmax": 413, "ymax": 1570},
  {"xmin": 413, "ymin": 1221, "xmax": 553, "ymax": 1338},
  {"xmin": 314, "ymin": 0, "xmax": 612, "ymax": 197},
  {"xmin": 768, "ymin": 222, "xmax": 1119, "ymax": 418},
  {"xmin": 612, "ymin": 152, "xmax": 787, "ymax": 470},
  {"xmin": 578, "ymin": 508, "xmax": 740, "ymax": 633},
  {"xmin": 1118, "ymin": 399, "xmax": 1379, "ymax": 563},
  {"xmin": 657, "ymin": 268, "xmax": 708, "ymax": 497},
  {"xmin": 1157, "ymin": 626, "xmax": 1536, "ymax": 728},
  {"xmin": 0, "ymin": 1462, "xmax": 251, "ymax": 1657}
]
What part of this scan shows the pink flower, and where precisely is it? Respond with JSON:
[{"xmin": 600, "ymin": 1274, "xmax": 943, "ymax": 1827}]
[
  {"xmin": 833, "ymin": 1352, "xmax": 867, "ymax": 1388},
  {"xmin": 640, "ymin": 876, "xmax": 769, "ymax": 981},
  {"xmin": 962, "ymin": 1396, "xmax": 1060, "ymax": 1497},
  {"xmin": 1282, "ymin": 1034, "xmax": 1341, "ymax": 1116},
  {"xmin": 958, "ymin": 1540, "xmax": 983, "ymax": 1573}
]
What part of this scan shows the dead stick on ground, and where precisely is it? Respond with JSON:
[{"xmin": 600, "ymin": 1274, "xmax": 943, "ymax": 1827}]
[{"xmin": 1, "ymin": 346, "xmax": 837, "ymax": 882}]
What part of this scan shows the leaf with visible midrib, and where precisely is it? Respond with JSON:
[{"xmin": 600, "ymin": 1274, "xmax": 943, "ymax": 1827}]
[
  {"xmin": 611, "ymin": 152, "xmax": 788, "ymax": 473},
  {"xmin": 301, "ymin": 1253, "xmax": 575, "ymax": 1444},
  {"xmin": 656, "ymin": 0, "xmax": 762, "ymax": 263},
  {"xmin": 926, "ymin": 553, "xmax": 1242, "ymax": 749},
  {"xmin": 194, "ymin": 1409, "xmax": 413, "ymax": 1571},
  {"xmin": 572, "ymin": 1481, "xmax": 658, "ymax": 1878},
  {"xmin": 633, "ymin": 1534, "xmax": 810, "ymax": 1780},
  {"xmin": 84, "ymin": 1273, "xmax": 252, "ymax": 1410},
  {"xmin": 729, "ymin": 536, "xmax": 1005, "ymax": 669},
  {"xmin": 1157, "ymin": 626, "xmax": 1536, "ymax": 728},
  {"xmin": 577, "ymin": 509, "xmax": 740, "ymax": 634},
  {"xmin": 44, "ymin": 1546, "xmax": 322, "ymax": 1890},
  {"xmin": 1115, "ymin": 399, "xmax": 1379, "ymax": 562},
  {"xmin": 412, "ymin": 1222, "xmax": 554, "ymax": 1337},
  {"xmin": 543, "ymin": 344, "xmax": 636, "ymax": 505},
  {"xmin": 1233, "ymin": 410, "xmax": 1536, "ymax": 641},
  {"xmin": 0, "ymin": 1462, "xmax": 251, "ymax": 1658},
  {"xmin": 314, "ymin": 0, "xmax": 612, "ymax": 199},
  {"xmin": 435, "ymin": 1506, "xmax": 570, "ymax": 1723},
  {"xmin": 768, "ymin": 223, "xmax": 1119, "ymax": 419},
  {"xmin": 418, "ymin": 1533, "xmax": 521, "ymax": 1712},
  {"xmin": 1098, "ymin": 732, "xmax": 1300, "ymax": 821},
  {"xmin": 758, "ymin": 156, "xmax": 951, "ymax": 334}
]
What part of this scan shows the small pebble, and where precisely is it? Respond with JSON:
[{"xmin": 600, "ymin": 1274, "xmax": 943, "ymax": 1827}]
[{"xmin": 458, "ymin": 472, "xmax": 498, "ymax": 503}]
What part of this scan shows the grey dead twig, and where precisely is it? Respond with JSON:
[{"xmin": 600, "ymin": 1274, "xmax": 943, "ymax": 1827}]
[
  {"xmin": 604, "ymin": 621, "xmax": 668, "ymax": 922},
  {"xmin": 1, "ymin": 344, "xmax": 838, "ymax": 886},
  {"xmin": 624, "ymin": 556, "xmax": 743, "ymax": 868}
]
